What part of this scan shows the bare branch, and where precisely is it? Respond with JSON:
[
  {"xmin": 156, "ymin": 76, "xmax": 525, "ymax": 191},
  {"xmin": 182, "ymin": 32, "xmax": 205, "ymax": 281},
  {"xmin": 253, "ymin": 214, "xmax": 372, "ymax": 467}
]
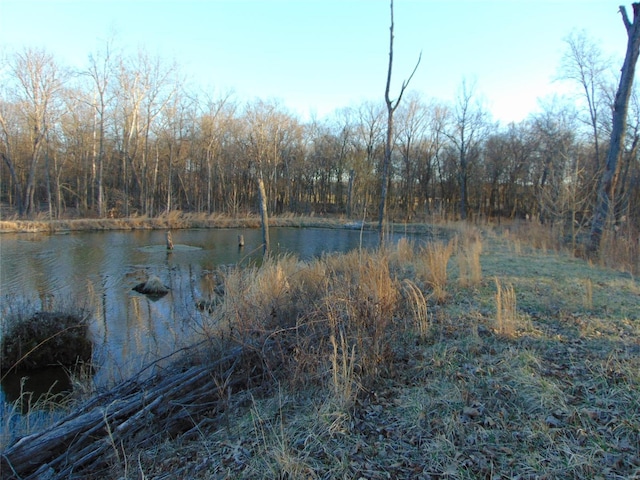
[
  {"xmin": 621, "ymin": 5, "xmax": 632, "ymax": 32},
  {"xmin": 384, "ymin": 0, "xmax": 395, "ymax": 108},
  {"xmin": 395, "ymin": 51, "xmax": 423, "ymax": 111}
]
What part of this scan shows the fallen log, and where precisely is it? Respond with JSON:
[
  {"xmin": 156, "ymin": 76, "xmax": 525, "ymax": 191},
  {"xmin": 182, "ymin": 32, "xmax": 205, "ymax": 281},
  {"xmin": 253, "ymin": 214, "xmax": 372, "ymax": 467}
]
[{"xmin": 1, "ymin": 345, "xmax": 250, "ymax": 479}]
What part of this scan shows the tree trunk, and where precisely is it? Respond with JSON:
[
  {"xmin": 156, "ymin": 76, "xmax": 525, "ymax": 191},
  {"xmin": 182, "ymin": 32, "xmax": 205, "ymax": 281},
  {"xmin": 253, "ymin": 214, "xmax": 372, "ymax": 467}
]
[
  {"xmin": 459, "ymin": 151, "xmax": 468, "ymax": 220},
  {"xmin": 257, "ymin": 174, "xmax": 270, "ymax": 255},
  {"xmin": 590, "ymin": 3, "xmax": 640, "ymax": 252},
  {"xmin": 1, "ymin": 152, "xmax": 24, "ymax": 215},
  {"xmin": 97, "ymin": 111, "xmax": 105, "ymax": 217},
  {"xmin": 377, "ymin": 0, "xmax": 421, "ymax": 241},
  {"xmin": 347, "ymin": 169, "xmax": 355, "ymax": 218},
  {"xmin": 24, "ymin": 141, "xmax": 43, "ymax": 216}
]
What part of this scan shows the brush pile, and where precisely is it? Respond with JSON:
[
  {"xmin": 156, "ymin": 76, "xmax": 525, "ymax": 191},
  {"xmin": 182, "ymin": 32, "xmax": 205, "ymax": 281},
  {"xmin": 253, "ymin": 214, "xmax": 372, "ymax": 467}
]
[{"xmin": 1, "ymin": 311, "xmax": 92, "ymax": 372}]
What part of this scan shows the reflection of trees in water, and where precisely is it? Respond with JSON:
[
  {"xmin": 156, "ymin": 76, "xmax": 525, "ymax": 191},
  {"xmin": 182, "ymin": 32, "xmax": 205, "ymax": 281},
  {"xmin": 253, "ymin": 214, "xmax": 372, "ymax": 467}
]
[{"xmin": 2, "ymin": 228, "xmax": 411, "ymax": 393}]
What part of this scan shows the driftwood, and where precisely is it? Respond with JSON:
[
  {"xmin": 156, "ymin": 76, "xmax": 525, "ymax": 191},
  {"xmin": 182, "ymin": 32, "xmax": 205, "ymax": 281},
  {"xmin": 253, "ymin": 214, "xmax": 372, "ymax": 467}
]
[{"xmin": 1, "ymin": 345, "xmax": 257, "ymax": 479}]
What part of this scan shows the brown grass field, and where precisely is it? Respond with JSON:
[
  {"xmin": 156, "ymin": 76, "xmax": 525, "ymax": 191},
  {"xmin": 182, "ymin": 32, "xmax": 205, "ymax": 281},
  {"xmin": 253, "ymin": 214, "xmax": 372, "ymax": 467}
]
[{"xmin": 1, "ymin": 215, "xmax": 638, "ymax": 479}]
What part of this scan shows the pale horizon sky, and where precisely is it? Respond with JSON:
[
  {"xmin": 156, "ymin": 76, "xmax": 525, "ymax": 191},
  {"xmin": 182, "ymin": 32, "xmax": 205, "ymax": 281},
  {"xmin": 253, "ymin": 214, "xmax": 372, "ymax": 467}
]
[{"xmin": 0, "ymin": 0, "xmax": 630, "ymax": 124}]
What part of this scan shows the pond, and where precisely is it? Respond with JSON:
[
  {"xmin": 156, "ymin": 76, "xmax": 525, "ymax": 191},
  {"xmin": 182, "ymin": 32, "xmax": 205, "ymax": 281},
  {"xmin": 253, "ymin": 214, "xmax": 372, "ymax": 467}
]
[{"xmin": 0, "ymin": 226, "xmax": 427, "ymax": 407}]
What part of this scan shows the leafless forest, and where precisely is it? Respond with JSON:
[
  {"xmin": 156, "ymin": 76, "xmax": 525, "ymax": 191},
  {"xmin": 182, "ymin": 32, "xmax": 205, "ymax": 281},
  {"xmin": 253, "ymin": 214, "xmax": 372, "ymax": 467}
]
[{"xmin": 1, "ymin": 35, "xmax": 638, "ymax": 243}]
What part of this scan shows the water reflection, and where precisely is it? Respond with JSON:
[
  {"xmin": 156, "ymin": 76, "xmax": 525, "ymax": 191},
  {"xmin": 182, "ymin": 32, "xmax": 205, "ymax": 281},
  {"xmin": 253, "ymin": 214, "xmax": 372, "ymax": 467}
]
[{"xmin": 1, "ymin": 227, "xmax": 424, "ymax": 403}]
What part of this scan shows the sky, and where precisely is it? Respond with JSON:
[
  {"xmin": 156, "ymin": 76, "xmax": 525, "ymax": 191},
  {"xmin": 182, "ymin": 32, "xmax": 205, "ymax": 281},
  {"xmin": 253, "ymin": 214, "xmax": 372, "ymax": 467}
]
[{"xmin": 0, "ymin": 0, "xmax": 630, "ymax": 124}]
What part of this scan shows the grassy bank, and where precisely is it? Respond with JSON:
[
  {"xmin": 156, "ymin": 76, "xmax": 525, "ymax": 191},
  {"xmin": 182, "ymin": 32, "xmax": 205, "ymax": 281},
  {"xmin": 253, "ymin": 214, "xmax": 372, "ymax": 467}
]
[
  {"xmin": 2, "ymin": 221, "xmax": 638, "ymax": 479},
  {"xmin": 0, "ymin": 212, "xmax": 352, "ymax": 233}
]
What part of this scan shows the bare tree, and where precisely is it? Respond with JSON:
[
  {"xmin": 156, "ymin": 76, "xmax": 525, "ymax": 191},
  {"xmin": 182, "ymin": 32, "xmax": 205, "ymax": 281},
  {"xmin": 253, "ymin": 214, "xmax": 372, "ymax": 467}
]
[
  {"xmin": 352, "ymin": 101, "xmax": 385, "ymax": 218},
  {"xmin": 7, "ymin": 48, "xmax": 65, "ymax": 216},
  {"xmin": 395, "ymin": 92, "xmax": 428, "ymax": 220},
  {"xmin": 530, "ymin": 97, "xmax": 578, "ymax": 224},
  {"xmin": 445, "ymin": 78, "xmax": 487, "ymax": 220},
  {"xmin": 378, "ymin": 0, "xmax": 421, "ymax": 239},
  {"xmin": 590, "ymin": 3, "xmax": 640, "ymax": 252},
  {"xmin": 85, "ymin": 40, "xmax": 116, "ymax": 217},
  {"xmin": 560, "ymin": 31, "xmax": 610, "ymax": 172},
  {"xmin": 0, "ymin": 101, "xmax": 24, "ymax": 215},
  {"xmin": 240, "ymin": 99, "xmax": 291, "ymax": 253},
  {"xmin": 196, "ymin": 90, "xmax": 236, "ymax": 213}
]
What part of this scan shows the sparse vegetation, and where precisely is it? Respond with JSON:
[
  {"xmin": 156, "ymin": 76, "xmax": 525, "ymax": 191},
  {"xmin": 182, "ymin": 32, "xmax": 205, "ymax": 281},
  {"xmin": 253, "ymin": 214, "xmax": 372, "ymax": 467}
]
[{"xmin": 1, "ymin": 219, "xmax": 639, "ymax": 479}]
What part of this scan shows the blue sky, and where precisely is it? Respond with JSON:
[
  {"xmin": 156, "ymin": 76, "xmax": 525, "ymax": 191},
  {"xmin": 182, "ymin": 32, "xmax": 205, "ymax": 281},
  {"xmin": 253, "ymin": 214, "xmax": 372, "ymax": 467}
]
[{"xmin": 0, "ymin": 0, "xmax": 628, "ymax": 123}]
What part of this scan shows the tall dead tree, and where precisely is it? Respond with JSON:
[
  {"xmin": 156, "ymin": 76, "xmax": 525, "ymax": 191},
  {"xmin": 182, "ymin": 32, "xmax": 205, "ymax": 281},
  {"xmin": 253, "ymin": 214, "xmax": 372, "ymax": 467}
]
[
  {"xmin": 257, "ymin": 173, "xmax": 270, "ymax": 254},
  {"xmin": 590, "ymin": 3, "xmax": 640, "ymax": 252},
  {"xmin": 378, "ymin": 0, "xmax": 421, "ymax": 240}
]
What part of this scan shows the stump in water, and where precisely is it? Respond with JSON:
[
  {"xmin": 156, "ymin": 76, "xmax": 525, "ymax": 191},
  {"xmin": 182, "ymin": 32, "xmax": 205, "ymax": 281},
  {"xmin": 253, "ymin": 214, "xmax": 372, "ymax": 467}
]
[
  {"xmin": 238, "ymin": 234, "xmax": 245, "ymax": 247},
  {"xmin": 133, "ymin": 275, "xmax": 170, "ymax": 297},
  {"xmin": 166, "ymin": 231, "xmax": 174, "ymax": 251}
]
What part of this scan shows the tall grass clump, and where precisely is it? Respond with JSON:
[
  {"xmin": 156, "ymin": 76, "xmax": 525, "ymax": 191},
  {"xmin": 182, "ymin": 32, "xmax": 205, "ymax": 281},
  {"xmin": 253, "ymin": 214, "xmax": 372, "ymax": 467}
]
[
  {"xmin": 583, "ymin": 277, "xmax": 594, "ymax": 309},
  {"xmin": 392, "ymin": 236, "xmax": 415, "ymax": 264},
  {"xmin": 218, "ymin": 255, "xmax": 300, "ymax": 345},
  {"xmin": 402, "ymin": 279, "xmax": 430, "ymax": 341},
  {"xmin": 415, "ymin": 239, "xmax": 455, "ymax": 303},
  {"xmin": 1, "ymin": 381, "xmax": 75, "ymax": 449},
  {"xmin": 457, "ymin": 226, "xmax": 483, "ymax": 287},
  {"xmin": 217, "ymin": 249, "xmax": 401, "ymax": 394},
  {"xmin": 329, "ymin": 328, "xmax": 358, "ymax": 412},
  {"xmin": 321, "ymin": 250, "xmax": 400, "ymax": 383},
  {"xmin": 494, "ymin": 277, "xmax": 518, "ymax": 337}
]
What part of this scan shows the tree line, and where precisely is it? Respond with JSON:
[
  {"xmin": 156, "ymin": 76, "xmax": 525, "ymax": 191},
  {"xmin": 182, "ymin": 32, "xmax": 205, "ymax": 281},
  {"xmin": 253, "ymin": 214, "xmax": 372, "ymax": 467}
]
[{"xmin": 1, "ymin": 33, "xmax": 638, "ymax": 243}]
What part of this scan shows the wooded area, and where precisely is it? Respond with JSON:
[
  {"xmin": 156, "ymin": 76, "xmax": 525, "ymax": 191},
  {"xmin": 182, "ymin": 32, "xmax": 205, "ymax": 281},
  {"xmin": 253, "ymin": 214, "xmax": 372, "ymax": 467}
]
[{"xmin": 1, "ymin": 29, "xmax": 639, "ymax": 248}]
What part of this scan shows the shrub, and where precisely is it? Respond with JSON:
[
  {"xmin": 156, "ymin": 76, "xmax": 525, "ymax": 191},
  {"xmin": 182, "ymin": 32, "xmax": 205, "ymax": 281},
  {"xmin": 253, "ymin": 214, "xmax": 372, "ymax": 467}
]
[{"xmin": 1, "ymin": 311, "xmax": 92, "ymax": 373}]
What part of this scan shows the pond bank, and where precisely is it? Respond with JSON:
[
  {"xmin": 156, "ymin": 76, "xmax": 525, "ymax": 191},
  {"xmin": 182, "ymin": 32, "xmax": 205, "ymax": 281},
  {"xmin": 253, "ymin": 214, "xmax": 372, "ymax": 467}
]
[{"xmin": 0, "ymin": 213, "xmax": 446, "ymax": 236}]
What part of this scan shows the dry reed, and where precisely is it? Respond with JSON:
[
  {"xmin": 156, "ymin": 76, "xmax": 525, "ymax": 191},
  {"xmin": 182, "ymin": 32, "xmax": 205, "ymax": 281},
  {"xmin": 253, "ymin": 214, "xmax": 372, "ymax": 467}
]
[
  {"xmin": 416, "ymin": 239, "xmax": 455, "ymax": 303},
  {"xmin": 402, "ymin": 279, "xmax": 429, "ymax": 340},
  {"xmin": 495, "ymin": 277, "xmax": 518, "ymax": 337},
  {"xmin": 457, "ymin": 227, "xmax": 483, "ymax": 287},
  {"xmin": 583, "ymin": 277, "xmax": 593, "ymax": 309}
]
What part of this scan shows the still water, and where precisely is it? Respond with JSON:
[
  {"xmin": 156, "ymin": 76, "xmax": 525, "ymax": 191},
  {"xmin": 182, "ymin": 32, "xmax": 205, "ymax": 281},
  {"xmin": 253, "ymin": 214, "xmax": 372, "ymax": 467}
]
[{"xmin": 0, "ymin": 227, "xmax": 422, "ymax": 404}]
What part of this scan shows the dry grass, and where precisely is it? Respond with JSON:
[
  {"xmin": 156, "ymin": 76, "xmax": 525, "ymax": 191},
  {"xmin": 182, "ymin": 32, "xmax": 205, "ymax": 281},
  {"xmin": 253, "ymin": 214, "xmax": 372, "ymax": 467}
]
[
  {"xmin": 416, "ymin": 238, "xmax": 455, "ymax": 303},
  {"xmin": 599, "ymin": 229, "xmax": 640, "ymax": 274},
  {"xmin": 457, "ymin": 226, "xmax": 483, "ymax": 287},
  {"xmin": 494, "ymin": 277, "xmax": 518, "ymax": 337},
  {"xmin": 0, "ymin": 212, "xmax": 352, "ymax": 234},
  {"xmin": 393, "ymin": 236, "xmax": 415, "ymax": 264},
  {"xmin": 402, "ymin": 279, "xmax": 430, "ymax": 341},
  {"xmin": 329, "ymin": 329, "xmax": 358, "ymax": 413},
  {"xmin": 3, "ymin": 219, "xmax": 640, "ymax": 479},
  {"xmin": 583, "ymin": 277, "xmax": 593, "ymax": 309},
  {"xmin": 0, "ymin": 381, "xmax": 75, "ymax": 449}
]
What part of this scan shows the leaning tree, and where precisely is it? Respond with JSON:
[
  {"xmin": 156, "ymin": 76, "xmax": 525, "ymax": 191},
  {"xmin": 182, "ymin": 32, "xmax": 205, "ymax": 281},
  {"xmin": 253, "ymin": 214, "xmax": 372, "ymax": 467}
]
[{"xmin": 590, "ymin": 3, "xmax": 640, "ymax": 252}]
